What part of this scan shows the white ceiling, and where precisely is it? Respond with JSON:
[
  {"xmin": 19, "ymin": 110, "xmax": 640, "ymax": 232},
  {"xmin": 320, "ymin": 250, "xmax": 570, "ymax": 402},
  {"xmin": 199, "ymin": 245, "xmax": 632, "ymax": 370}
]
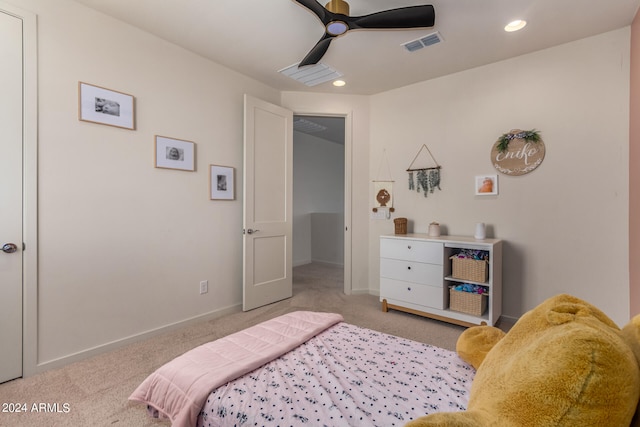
[{"xmin": 71, "ymin": 0, "xmax": 640, "ymax": 96}]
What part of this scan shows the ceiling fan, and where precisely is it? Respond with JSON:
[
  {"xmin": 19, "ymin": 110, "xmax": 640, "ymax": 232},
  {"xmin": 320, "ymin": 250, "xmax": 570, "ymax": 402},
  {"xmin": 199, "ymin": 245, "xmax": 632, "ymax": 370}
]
[{"xmin": 294, "ymin": 0, "xmax": 435, "ymax": 67}]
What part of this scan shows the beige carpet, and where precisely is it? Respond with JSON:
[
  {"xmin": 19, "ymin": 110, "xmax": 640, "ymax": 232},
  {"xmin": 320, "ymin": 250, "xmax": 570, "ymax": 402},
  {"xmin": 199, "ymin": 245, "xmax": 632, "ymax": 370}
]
[{"xmin": 0, "ymin": 263, "xmax": 485, "ymax": 426}]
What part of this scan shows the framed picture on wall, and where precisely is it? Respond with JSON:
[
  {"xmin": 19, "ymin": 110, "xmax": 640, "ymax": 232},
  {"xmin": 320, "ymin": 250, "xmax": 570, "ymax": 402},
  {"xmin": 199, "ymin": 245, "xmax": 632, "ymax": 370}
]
[
  {"xmin": 210, "ymin": 165, "xmax": 235, "ymax": 200},
  {"xmin": 154, "ymin": 135, "xmax": 196, "ymax": 171},
  {"xmin": 78, "ymin": 82, "xmax": 135, "ymax": 130},
  {"xmin": 475, "ymin": 175, "xmax": 498, "ymax": 196}
]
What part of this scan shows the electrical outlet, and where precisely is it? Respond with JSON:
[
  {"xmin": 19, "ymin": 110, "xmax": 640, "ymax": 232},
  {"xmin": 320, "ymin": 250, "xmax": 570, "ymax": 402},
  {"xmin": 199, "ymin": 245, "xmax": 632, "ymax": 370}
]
[{"xmin": 199, "ymin": 280, "xmax": 208, "ymax": 295}]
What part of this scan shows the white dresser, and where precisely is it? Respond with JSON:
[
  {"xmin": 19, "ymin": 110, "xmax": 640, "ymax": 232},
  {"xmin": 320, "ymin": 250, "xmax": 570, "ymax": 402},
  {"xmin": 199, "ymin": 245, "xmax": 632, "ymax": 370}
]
[{"xmin": 380, "ymin": 234, "xmax": 503, "ymax": 327}]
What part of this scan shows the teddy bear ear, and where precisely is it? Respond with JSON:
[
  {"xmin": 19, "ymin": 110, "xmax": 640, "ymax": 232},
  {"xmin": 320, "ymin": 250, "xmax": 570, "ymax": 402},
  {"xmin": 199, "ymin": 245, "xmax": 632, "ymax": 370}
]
[
  {"xmin": 545, "ymin": 296, "xmax": 619, "ymax": 328},
  {"xmin": 456, "ymin": 326, "xmax": 506, "ymax": 370},
  {"xmin": 617, "ymin": 315, "xmax": 640, "ymax": 426},
  {"xmin": 621, "ymin": 314, "xmax": 640, "ymax": 367}
]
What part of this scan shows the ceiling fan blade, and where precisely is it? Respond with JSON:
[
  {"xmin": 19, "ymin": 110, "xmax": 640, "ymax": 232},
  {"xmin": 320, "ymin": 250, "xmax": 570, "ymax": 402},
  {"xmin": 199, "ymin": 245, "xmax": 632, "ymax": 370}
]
[
  {"xmin": 351, "ymin": 5, "xmax": 435, "ymax": 30},
  {"xmin": 293, "ymin": 2, "xmax": 435, "ymax": 68},
  {"xmin": 293, "ymin": 0, "xmax": 331, "ymax": 24},
  {"xmin": 299, "ymin": 34, "xmax": 335, "ymax": 66}
]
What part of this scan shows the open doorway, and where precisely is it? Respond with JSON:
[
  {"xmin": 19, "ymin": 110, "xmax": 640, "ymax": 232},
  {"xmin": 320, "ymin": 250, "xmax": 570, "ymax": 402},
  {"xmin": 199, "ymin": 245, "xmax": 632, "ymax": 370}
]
[{"xmin": 292, "ymin": 115, "xmax": 345, "ymax": 284}]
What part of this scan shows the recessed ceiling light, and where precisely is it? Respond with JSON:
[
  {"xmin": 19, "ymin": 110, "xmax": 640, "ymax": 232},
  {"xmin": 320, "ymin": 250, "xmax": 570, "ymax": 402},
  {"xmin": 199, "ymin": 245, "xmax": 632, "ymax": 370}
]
[
  {"xmin": 505, "ymin": 20, "xmax": 527, "ymax": 32},
  {"xmin": 333, "ymin": 80, "xmax": 346, "ymax": 87}
]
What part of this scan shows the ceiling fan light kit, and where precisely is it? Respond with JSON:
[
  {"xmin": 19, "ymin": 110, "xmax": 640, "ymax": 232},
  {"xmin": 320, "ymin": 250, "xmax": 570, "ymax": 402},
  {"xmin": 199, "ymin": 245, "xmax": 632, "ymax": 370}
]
[
  {"xmin": 326, "ymin": 21, "xmax": 349, "ymax": 36},
  {"xmin": 295, "ymin": 0, "xmax": 436, "ymax": 67}
]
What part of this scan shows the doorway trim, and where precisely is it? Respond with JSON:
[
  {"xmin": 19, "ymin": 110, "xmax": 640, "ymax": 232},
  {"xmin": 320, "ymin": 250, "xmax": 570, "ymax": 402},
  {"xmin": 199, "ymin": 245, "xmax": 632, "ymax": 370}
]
[
  {"xmin": 293, "ymin": 110, "xmax": 353, "ymax": 294},
  {"xmin": 0, "ymin": 0, "xmax": 40, "ymax": 377}
]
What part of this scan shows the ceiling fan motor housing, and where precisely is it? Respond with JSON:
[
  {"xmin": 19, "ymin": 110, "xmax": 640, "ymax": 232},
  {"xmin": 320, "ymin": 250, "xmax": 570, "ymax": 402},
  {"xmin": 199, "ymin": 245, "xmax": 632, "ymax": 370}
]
[{"xmin": 325, "ymin": 0, "xmax": 349, "ymax": 15}]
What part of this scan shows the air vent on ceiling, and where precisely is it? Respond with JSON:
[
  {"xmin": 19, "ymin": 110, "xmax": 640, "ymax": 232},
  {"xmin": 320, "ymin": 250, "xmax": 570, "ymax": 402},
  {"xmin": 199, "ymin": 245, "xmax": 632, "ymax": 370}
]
[
  {"xmin": 278, "ymin": 62, "xmax": 343, "ymax": 87},
  {"xmin": 402, "ymin": 31, "xmax": 443, "ymax": 53},
  {"xmin": 293, "ymin": 118, "xmax": 327, "ymax": 133}
]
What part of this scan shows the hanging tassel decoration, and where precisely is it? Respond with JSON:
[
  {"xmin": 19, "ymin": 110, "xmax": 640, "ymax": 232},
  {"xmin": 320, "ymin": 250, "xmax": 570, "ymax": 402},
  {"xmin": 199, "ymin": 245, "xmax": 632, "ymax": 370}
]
[
  {"xmin": 417, "ymin": 170, "xmax": 428, "ymax": 197},
  {"xmin": 406, "ymin": 144, "xmax": 442, "ymax": 198},
  {"xmin": 413, "ymin": 168, "xmax": 442, "ymax": 197},
  {"xmin": 428, "ymin": 168, "xmax": 441, "ymax": 193}
]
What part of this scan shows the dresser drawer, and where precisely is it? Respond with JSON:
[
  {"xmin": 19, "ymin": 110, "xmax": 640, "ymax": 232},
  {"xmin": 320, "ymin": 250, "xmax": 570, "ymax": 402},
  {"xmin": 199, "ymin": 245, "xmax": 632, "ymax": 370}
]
[
  {"xmin": 380, "ymin": 258, "xmax": 443, "ymax": 286},
  {"xmin": 380, "ymin": 238, "xmax": 443, "ymax": 264},
  {"xmin": 380, "ymin": 278, "xmax": 444, "ymax": 309}
]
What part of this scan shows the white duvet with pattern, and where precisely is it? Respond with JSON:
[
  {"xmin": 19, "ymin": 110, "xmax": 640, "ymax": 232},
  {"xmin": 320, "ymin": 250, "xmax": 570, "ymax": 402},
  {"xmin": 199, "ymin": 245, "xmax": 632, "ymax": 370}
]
[{"xmin": 197, "ymin": 322, "xmax": 473, "ymax": 427}]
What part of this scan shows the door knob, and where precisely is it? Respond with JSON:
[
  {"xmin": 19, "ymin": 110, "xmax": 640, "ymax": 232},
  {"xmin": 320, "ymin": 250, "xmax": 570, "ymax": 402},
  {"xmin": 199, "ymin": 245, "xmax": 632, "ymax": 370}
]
[
  {"xmin": 2, "ymin": 243, "xmax": 18, "ymax": 254},
  {"xmin": 246, "ymin": 229, "xmax": 260, "ymax": 235}
]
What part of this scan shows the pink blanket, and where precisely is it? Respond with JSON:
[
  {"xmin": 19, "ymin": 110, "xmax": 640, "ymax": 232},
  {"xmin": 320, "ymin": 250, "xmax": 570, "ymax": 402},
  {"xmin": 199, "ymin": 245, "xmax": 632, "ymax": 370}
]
[{"xmin": 129, "ymin": 311, "xmax": 344, "ymax": 427}]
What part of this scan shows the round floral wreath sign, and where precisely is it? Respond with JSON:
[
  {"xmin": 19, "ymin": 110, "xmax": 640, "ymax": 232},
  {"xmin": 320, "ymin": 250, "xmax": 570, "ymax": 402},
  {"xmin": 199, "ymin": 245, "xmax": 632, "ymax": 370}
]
[{"xmin": 491, "ymin": 129, "xmax": 545, "ymax": 176}]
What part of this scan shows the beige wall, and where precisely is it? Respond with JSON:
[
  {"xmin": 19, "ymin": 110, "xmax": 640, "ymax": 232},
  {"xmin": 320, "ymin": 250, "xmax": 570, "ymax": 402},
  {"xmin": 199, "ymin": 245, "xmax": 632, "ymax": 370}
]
[
  {"xmin": 20, "ymin": 0, "xmax": 280, "ymax": 372},
  {"xmin": 368, "ymin": 28, "xmax": 631, "ymax": 326},
  {"xmin": 631, "ymin": 11, "xmax": 640, "ymax": 316}
]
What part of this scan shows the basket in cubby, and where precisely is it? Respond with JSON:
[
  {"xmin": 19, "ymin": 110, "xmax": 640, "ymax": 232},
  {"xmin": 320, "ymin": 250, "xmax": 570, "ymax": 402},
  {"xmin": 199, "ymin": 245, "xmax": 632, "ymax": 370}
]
[
  {"xmin": 450, "ymin": 256, "xmax": 488, "ymax": 283},
  {"xmin": 449, "ymin": 287, "xmax": 487, "ymax": 316}
]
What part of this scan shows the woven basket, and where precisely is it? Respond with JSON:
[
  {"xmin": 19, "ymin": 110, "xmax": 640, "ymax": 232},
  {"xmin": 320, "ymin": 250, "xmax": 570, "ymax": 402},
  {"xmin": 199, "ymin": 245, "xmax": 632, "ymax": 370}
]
[
  {"xmin": 449, "ymin": 288, "xmax": 487, "ymax": 316},
  {"xmin": 394, "ymin": 218, "xmax": 407, "ymax": 234},
  {"xmin": 450, "ymin": 256, "xmax": 488, "ymax": 283}
]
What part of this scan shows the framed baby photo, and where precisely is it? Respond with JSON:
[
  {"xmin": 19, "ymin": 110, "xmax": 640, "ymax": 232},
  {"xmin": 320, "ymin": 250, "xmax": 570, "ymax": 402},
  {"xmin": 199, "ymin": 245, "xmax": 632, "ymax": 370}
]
[
  {"xmin": 78, "ymin": 82, "xmax": 135, "ymax": 130},
  {"xmin": 475, "ymin": 175, "xmax": 498, "ymax": 196},
  {"xmin": 155, "ymin": 135, "xmax": 196, "ymax": 171},
  {"xmin": 210, "ymin": 165, "xmax": 235, "ymax": 200}
]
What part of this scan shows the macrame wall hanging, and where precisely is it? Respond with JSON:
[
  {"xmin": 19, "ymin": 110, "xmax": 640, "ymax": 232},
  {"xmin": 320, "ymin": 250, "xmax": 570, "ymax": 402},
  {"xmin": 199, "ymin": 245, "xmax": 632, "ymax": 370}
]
[
  {"xmin": 407, "ymin": 144, "xmax": 442, "ymax": 197},
  {"xmin": 373, "ymin": 149, "xmax": 395, "ymax": 214}
]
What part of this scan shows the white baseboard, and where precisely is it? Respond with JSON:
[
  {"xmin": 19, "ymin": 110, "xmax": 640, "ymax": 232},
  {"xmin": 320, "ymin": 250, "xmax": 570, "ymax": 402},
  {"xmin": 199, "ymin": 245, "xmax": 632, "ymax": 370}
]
[
  {"xmin": 29, "ymin": 304, "xmax": 242, "ymax": 376},
  {"xmin": 311, "ymin": 258, "xmax": 344, "ymax": 267},
  {"xmin": 310, "ymin": 258, "xmax": 344, "ymax": 267},
  {"xmin": 294, "ymin": 259, "xmax": 345, "ymax": 267}
]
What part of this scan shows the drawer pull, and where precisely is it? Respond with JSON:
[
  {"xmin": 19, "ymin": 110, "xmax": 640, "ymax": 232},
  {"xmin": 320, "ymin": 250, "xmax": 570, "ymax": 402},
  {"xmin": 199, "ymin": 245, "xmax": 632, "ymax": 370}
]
[
  {"xmin": 407, "ymin": 287, "xmax": 412, "ymax": 291},
  {"xmin": 407, "ymin": 266, "xmax": 411, "ymax": 270},
  {"xmin": 407, "ymin": 245, "xmax": 412, "ymax": 249}
]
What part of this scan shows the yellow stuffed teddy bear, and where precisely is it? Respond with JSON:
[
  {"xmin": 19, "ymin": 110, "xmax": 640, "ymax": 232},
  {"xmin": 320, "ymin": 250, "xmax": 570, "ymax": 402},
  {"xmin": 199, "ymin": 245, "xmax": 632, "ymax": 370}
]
[{"xmin": 406, "ymin": 294, "xmax": 640, "ymax": 427}]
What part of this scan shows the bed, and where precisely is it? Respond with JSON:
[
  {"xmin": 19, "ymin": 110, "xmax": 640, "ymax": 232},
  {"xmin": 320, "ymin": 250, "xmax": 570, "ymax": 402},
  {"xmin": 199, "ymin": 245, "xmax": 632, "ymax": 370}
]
[{"xmin": 130, "ymin": 311, "xmax": 474, "ymax": 427}]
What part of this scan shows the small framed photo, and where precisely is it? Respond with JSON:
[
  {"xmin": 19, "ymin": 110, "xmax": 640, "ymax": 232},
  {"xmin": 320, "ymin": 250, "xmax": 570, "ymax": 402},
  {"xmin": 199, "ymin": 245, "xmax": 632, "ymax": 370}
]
[
  {"xmin": 78, "ymin": 82, "xmax": 135, "ymax": 130},
  {"xmin": 210, "ymin": 165, "xmax": 235, "ymax": 200},
  {"xmin": 475, "ymin": 175, "xmax": 498, "ymax": 196},
  {"xmin": 155, "ymin": 135, "xmax": 195, "ymax": 171}
]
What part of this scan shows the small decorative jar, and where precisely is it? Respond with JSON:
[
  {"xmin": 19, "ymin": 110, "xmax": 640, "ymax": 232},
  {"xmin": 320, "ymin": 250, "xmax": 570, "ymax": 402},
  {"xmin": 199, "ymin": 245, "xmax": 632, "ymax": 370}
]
[{"xmin": 428, "ymin": 222, "xmax": 441, "ymax": 237}]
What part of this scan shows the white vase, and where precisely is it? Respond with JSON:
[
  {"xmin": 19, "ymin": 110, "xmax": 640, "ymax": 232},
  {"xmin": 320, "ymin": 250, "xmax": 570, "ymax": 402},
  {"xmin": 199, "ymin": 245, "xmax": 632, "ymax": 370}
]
[
  {"xmin": 474, "ymin": 223, "xmax": 486, "ymax": 240},
  {"xmin": 428, "ymin": 222, "xmax": 440, "ymax": 237}
]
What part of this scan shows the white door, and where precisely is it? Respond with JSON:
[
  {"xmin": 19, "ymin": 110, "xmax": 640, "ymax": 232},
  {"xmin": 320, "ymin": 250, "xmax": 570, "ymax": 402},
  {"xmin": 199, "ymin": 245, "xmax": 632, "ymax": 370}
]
[
  {"xmin": 243, "ymin": 95, "xmax": 293, "ymax": 311},
  {"xmin": 0, "ymin": 8, "xmax": 25, "ymax": 383}
]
